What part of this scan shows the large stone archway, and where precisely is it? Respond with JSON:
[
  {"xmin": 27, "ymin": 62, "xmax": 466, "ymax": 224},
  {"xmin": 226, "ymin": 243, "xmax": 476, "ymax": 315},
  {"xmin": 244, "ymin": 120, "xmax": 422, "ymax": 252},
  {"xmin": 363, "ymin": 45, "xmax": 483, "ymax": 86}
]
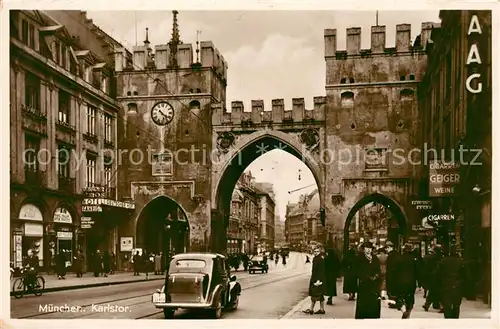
[
  {"xmin": 342, "ymin": 192, "xmax": 409, "ymax": 252},
  {"xmin": 210, "ymin": 128, "xmax": 326, "ymax": 254},
  {"xmin": 135, "ymin": 195, "xmax": 190, "ymax": 255}
]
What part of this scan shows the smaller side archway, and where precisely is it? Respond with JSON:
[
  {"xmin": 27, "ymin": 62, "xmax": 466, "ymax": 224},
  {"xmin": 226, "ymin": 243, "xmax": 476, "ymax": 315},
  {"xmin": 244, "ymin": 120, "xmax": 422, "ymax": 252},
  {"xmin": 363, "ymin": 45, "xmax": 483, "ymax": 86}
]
[
  {"xmin": 135, "ymin": 196, "xmax": 190, "ymax": 257},
  {"xmin": 343, "ymin": 193, "xmax": 408, "ymax": 252}
]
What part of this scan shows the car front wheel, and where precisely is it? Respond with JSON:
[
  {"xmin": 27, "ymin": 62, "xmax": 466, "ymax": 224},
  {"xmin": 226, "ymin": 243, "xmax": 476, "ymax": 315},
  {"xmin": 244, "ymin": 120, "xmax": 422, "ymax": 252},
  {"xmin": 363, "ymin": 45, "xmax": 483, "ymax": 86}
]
[{"xmin": 163, "ymin": 308, "xmax": 175, "ymax": 319}]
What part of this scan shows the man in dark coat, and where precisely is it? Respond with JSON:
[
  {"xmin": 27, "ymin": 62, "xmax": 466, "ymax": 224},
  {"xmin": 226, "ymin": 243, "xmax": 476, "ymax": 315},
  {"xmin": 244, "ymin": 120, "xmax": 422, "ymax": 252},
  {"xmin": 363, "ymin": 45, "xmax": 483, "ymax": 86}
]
[
  {"xmin": 302, "ymin": 247, "xmax": 327, "ymax": 314},
  {"xmin": 102, "ymin": 251, "xmax": 111, "ymax": 277},
  {"xmin": 386, "ymin": 242, "xmax": 400, "ymax": 308},
  {"xmin": 55, "ymin": 250, "xmax": 67, "ymax": 279},
  {"xmin": 325, "ymin": 248, "xmax": 341, "ymax": 305},
  {"xmin": 423, "ymin": 245, "xmax": 443, "ymax": 311},
  {"xmin": 342, "ymin": 245, "xmax": 358, "ymax": 300},
  {"xmin": 435, "ymin": 247, "xmax": 467, "ymax": 318},
  {"xmin": 396, "ymin": 243, "xmax": 419, "ymax": 318},
  {"xmin": 74, "ymin": 249, "xmax": 85, "ymax": 278},
  {"xmin": 355, "ymin": 242, "xmax": 382, "ymax": 319},
  {"xmin": 92, "ymin": 250, "xmax": 103, "ymax": 277},
  {"xmin": 133, "ymin": 251, "xmax": 141, "ymax": 276}
]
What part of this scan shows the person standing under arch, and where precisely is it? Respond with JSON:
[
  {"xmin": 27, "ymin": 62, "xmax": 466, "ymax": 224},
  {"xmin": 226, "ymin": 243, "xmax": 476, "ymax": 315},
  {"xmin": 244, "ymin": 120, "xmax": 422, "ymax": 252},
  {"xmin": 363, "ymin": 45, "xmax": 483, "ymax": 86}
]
[
  {"xmin": 325, "ymin": 248, "xmax": 341, "ymax": 305},
  {"xmin": 342, "ymin": 244, "xmax": 358, "ymax": 301}
]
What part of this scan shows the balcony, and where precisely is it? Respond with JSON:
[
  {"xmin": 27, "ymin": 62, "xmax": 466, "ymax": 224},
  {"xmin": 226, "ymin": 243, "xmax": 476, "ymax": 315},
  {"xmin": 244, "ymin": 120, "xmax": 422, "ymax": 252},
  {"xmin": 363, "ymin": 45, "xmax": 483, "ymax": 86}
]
[
  {"xmin": 56, "ymin": 121, "xmax": 76, "ymax": 145},
  {"xmin": 104, "ymin": 139, "xmax": 115, "ymax": 149},
  {"xmin": 24, "ymin": 168, "xmax": 47, "ymax": 187},
  {"xmin": 58, "ymin": 175, "xmax": 76, "ymax": 194},
  {"xmin": 22, "ymin": 105, "xmax": 47, "ymax": 137},
  {"xmin": 83, "ymin": 132, "xmax": 98, "ymax": 145}
]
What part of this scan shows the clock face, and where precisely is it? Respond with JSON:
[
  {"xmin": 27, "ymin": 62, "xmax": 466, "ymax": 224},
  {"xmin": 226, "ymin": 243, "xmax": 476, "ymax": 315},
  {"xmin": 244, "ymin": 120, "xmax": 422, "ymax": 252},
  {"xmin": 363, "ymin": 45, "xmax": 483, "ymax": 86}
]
[{"xmin": 151, "ymin": 102, "xmax": 174, "ymax": 126}]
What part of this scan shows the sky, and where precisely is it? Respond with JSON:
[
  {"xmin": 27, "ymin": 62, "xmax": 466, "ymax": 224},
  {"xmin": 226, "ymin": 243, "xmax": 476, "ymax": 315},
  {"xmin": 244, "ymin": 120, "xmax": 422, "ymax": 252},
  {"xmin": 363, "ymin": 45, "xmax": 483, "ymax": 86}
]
[{"xmin": 87, "ymin": 10, "xmax": 440, "ymax": 221}]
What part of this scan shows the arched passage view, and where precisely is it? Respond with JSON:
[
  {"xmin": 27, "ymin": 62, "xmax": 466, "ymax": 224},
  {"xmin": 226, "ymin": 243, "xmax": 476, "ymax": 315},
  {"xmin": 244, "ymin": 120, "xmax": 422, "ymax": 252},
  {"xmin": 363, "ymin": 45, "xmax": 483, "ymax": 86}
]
[
  {"xmin": 136, "ymin": 196, "xmax": 190, "ymax": 257},
  {"xmin": 213, "ymin": 135, "xmax": 322, "ymax": 255},
  {"xmin": 343, "ymin": 193, "xmax": 408, "ymax": 252}
]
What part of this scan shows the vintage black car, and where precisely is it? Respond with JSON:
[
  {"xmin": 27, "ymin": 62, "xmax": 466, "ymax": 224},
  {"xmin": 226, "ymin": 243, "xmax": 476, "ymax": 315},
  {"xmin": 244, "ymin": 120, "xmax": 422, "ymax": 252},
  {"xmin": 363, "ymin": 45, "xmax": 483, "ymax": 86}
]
[
  {"xmin": 152, "ymin": 253, "xmax": 241, "ymax": 319},
  {"xmin": 248, "ymin": 255, "xmax": 269, "ymax": 274}
]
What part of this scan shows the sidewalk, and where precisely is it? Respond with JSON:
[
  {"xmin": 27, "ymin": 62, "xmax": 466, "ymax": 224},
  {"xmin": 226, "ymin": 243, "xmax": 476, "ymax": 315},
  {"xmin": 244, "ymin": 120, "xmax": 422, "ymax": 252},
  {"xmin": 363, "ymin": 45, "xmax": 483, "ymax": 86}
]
[
  {"xmin": 10, "ymin": 271, "xmax": 164, "ymax": 295},
  {"xmin": 282, "ymin": 280, "xmax": 491, "ymax": 319}
]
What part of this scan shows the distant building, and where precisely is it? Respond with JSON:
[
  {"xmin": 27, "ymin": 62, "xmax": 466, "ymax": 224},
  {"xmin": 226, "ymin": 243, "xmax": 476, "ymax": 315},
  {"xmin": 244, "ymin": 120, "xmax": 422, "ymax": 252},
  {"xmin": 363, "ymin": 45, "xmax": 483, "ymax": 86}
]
[
  {"xmin": 254, "ymin": 182, "xmax": 276, "ymax": 251},
  {"xmin": 274, "ymin": 215, "xmax": 285, "ymax": 246},
  {"xmin": 228, "ymin": 171, "xmax": 260, "ymax": 254}
]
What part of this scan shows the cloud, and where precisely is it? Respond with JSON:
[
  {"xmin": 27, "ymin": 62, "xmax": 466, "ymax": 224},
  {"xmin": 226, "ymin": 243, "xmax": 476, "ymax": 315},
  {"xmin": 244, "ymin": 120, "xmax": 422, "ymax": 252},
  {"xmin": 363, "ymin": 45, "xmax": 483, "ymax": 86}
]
[{"xmin": 225, "ymin": 33, "xmax": 324, "ymax": 110}]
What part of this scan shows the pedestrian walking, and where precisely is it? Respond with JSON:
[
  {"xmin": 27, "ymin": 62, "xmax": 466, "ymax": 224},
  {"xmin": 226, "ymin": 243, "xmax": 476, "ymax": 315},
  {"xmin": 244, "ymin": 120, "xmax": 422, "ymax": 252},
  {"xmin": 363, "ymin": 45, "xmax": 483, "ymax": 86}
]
[
  {"xmin": 305, "ymin": 255, "xmax": 310, "ymax": 263},
  {"xmin": 396, "ymin": 243, "xmax": 419, "ymax": 318},
  {"xmin": 435, "ymin": 247, "xmax": 467, "ymax": 318},
  {"xmin": 302, "ymin": 247, "xmax": 327, "ymax": 315},
  {"xmin": 102, "ymin": 251, "xmax": 111, "ymax": 277},
  {"xmin": 92, "ymin": 250, "xmax": 103, "ymax": 277},
  {"xmin": 376, "ymin": 245, "xmax": 389, "ymax": 299},
  {"xmin": 133, "ymin": 251, "xmax": 141, "ymax": 276},
  {"xmin": 74, "ymin": 249, "xmax": 85, "ymax": 278},
  {"xmin": 325, "ymin": 248, "xmax": 340, "ymax": 305},
  {"xmin": 275, "ymin": 253, "xmax": 279, "ymax": 265},
  {"xmin": 386, "ymin": 242, "xmax": 400, "ymax": 308},
  {"xmin": 423, "ymin": 245, "xmax": 444, "ymax": 312},
  {"xmin": 281, "ymin": 252, "xmax": 287, "ymax": 266},
  {"xmin": 155, "ymin": 253, "xmax": 162, "ymax": 275},
  {"xmin": 110, "ymin": 252, "xmax": 116, "ymax": 274},
  {"xmin": 342, "ymin": 244, "xmax": 358, "ymax": 301},
  {"xmin": 354, "ymin": 242, "xmax": 382, "ymax": 319},
  {"xmin": 55, "ymin": 250, "xmax": 67, "ymax": 279}
]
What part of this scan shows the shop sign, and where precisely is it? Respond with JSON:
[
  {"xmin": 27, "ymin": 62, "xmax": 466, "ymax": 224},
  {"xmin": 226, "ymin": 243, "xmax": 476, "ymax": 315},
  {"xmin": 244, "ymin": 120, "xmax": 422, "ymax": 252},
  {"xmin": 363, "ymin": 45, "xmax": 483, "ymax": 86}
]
[
  {"xmin": 82, "ymin": 186, "xmax": 106, "ymax": 198},
  {"xmin": 428, "ymin": 160, "xmax": 460, "ymax": 196},
  {"xmin": 120, "ymin": 237, "xmax": 134, "ymax": 252},
  {"xmin": 152, "ymin": 152, "xmax": 173, "ymax": 176},
  {"xmin": 82, "ymin": 205, "xmax": 102, "ymax": 213},
  {"xmin": 81, "ymin": 216, "xmax": 94, "ymax": 229},
  {"xmin": 423, "ymin": 214, "xmax": 455, "ymax": 227},
  {"xmin": 466, "ymin": 14, "xmax": 486, "ymax": 94},
  {"xmin": 54, "ymin": 207, "xmax": 73, "ymax": 224},
  {"xmin": 14, "ymin": 235, "xmax": 23, "ymax": 268},
  {"xmin": 82, "ymin": 198, "xmax": 135, "ymax": 210},
  {"xmin": 411, "ymin": 200, "xmax": 433, "ymax": 210},
  {"xmin": 19, "ymin": 204, "xmax": 43, "ymax": 221},
  {"xmin": 24, "ymin": 223, "xmax": 43, "ymax": 236},
  {"xmin": 57, "ymin": 231, "xmax": 73, "ymax": 240}
]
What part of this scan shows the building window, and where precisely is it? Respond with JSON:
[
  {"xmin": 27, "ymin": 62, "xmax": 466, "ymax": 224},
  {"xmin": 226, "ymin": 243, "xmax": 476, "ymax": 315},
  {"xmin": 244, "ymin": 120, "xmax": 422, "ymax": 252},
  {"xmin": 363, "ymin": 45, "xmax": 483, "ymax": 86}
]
[
  {"xmin": 61, "ymin": 46, "xmax": 67, "ymax": 69},
  {"xmin": 340, "ymin": 91, "xmax": 354, "ymax": 107},
  {"xmin": 85, "ymin": 155, "xmax": 97, "ymax": 187},
  {"xmin": 409, "ymin": 74, "xmax": 415, "ymax": 81},
  {"xmin": 400, "ymin": 75, "xmax": 406, "ymax": 81},
  {"xmin": 21, "ymin": 19, "xmax": 28, "ymax": 44},
  {"xmin": 104, "ymin": 164, "xmax": 112, "ymax": 186},
  {"xmin": 340, "ymin": 78, "xmax": 346, "ymax": 84},
  {"xmin": 58, "ymin": 90, "xmax": 70, "ymax": 123},
  {"xmin": 189, "ymin": 100, "xmax": 201, "ymax": 109},
  {"xmin": 25, "ymin": 72, "xmax": 40, "ymax": 111},
  {"xmin": 104, "ymin": 113, "xmax": 113, "ymax": 143},
  {"xmin": 28, "ymin": 24, "xmax": 35, "ymax": 48},
  {"xmin": 54, "ymin": 41, "xmax": 61, "ymax": 64},
  {"xmin": 24, "ymin": 135, "xmax": 40, "ymax": 171},
  {"xmin": 86, "ymin": 105, "xmax": 97, "ymax": 135},
  {"xmin": 57, "ymin": 145, "xmax": 70, "ymax": 178}
]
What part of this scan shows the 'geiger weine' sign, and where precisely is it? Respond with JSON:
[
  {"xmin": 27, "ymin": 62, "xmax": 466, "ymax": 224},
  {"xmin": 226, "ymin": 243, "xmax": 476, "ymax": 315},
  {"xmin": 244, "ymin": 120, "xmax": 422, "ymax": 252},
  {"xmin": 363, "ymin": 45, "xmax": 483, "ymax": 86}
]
[{"xmin": 466, "ymin": 14, "xmax": 485, "ymax": 94}]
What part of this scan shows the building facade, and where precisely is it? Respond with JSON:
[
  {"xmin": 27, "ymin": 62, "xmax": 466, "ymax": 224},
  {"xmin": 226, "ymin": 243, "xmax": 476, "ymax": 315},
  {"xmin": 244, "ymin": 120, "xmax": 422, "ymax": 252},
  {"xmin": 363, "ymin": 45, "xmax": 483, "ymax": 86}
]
[
  {"xmin": 417, "ymin": 10, "xmax": 491, "ymax": 303},
  {"xmin": 228, "ymin": 172, "xmax": 260, "ymax": 254},
  {"xmin": 9, "ymin": 10, "xmax": 133, "ymax": 271},
  {"xmin": 254, "ymin": 182, "xmax": 276, "ymax": 251},
  {"xmin": 274, "ymin": 215, "xmax": 285, "ymax": 247}
]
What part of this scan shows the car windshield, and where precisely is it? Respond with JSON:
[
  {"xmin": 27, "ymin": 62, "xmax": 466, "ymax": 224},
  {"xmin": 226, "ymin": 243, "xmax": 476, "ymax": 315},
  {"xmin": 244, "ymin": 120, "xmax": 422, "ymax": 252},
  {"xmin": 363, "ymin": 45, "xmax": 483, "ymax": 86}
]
[{"xmin": 173, "ymin": 259, "xmax": 206, "ymax": 268}]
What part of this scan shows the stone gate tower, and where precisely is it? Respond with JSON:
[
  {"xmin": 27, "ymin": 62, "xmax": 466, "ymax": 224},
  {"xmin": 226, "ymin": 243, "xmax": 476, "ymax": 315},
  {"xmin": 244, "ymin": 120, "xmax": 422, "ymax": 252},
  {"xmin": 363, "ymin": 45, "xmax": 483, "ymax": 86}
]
[{"xmin": 114, "ymin": 11, "xmax": 227, "ymax": 251}]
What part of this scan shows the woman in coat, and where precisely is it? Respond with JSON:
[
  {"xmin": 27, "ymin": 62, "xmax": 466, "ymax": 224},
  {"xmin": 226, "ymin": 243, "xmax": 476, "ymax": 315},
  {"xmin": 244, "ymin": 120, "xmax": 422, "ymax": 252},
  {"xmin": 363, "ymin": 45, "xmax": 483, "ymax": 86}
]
[
  {"xmin": 355, "ymin": 242, "xmax": 382, "ymax": 319},
  {"xmin": 74, "ymin": 249, "xmax": 85, "ymax": 278},
  {"xmin": 302, "ymin": 247, "xmax": 327, "ymax": 314},
  {"xmin": 342, "ymin": 245, "xmax": 358, "ymax": 300},
  {"xmin": 325, "ymin": 248, "xmax": 341, "ymax": 305}
]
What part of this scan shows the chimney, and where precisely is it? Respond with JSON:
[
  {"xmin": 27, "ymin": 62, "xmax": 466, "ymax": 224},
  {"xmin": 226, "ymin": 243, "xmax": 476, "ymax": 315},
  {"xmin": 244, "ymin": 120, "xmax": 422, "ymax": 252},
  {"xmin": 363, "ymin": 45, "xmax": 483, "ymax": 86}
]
[
  {"xmin": 420, "ymin": 22, "xmax": 435, "ymax": 50},
  {"xmin": 324, "ymin": 29, "xmax": 337, "ymax": 57},
  {"xmin": 371, "ymin": 25, "xmax": 386, "ymax": 52},
  {"xmin": 396, "ymin": 24, "xmax": 411, "ymax": 52},
  {"xmin": 346, "ymin": 27, "xmax": 361, "ymax": 55}
]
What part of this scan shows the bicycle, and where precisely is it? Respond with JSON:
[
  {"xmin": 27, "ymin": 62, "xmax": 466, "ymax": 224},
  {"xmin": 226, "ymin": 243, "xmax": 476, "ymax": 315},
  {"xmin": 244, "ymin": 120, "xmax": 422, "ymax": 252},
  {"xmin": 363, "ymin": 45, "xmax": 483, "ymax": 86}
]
[{"xmin": 12, "ymin": 267, "xmax": 45, "ymax": 299}]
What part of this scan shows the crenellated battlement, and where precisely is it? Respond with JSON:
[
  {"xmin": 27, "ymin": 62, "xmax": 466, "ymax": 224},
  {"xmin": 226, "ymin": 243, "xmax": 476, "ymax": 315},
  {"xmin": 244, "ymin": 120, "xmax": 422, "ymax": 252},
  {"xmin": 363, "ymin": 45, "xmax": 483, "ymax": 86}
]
[
  {"xmin": 324, "ymin": 22, "xmax": 437, "ymax": 59},
  {"xmin": 212, "ymin": 97, "xmax": 326, "ymax": 126},
  {"xmin": 113, "ymin": 40, "xmax": 228, "ymax": 79}
]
